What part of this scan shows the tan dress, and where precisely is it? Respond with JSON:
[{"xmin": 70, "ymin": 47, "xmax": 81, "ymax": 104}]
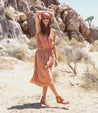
[{"xmin": 30, "ymin": 29, "xmax": 56, "ymax": 87}]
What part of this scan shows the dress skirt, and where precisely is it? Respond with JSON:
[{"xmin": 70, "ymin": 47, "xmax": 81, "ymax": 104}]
[{"xmin": 30, "ymin": 48, "xmax": 55, "ymax": 87}]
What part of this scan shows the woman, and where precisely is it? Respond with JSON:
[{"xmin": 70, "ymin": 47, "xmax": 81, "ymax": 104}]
[{"xmin": 30, "ymin": 10, "xmax": 70, "ymax": 106}]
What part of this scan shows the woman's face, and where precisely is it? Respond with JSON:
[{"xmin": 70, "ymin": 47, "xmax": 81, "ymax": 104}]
[{"xmin": 42, "ymin": 16, "xmax": 50, "ymax": 26}]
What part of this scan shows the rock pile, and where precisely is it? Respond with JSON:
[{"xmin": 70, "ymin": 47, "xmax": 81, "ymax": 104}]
[
  {"xmin": 86, "ymin": 27, "xmax": 98, "ymax": 43},
  {"xmin": 0, "ymin": 4, "xmax": 29, "ymax": 43},
  {"xmin": 0, "ymin": 0, "xmax": 97, "ymax": 43}
]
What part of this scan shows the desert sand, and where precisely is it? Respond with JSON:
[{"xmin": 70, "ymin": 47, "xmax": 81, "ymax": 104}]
[{"xmin": 0, "ymin": 52, "xmax": 98, "ymax": 113}]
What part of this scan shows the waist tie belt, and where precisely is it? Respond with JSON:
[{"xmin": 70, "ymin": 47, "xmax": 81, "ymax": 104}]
[{"xmin": 37, "ymin": 48, "xmax": 53, "ymax": 50}]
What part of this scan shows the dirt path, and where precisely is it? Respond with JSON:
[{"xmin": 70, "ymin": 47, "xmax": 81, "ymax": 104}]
[{"xmin": 0, "ymin": 62, "xmax": 98, "ymax": 113}]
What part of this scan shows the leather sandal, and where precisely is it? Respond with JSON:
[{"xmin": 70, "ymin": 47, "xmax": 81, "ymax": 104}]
[
  {"xmin": 40, "ymin": 96, "xmax": 49, "ymax": 106},
  {"xmin": 56, "ymin": 96, "xmax": 70, "ymax": 105}
]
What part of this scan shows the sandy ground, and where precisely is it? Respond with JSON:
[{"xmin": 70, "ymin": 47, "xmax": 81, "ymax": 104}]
[{"xmin": 0, "ymin": 57, "xmax": 98, "ymax": 113}]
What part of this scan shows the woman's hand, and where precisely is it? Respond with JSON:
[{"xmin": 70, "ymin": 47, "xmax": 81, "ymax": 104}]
[
  {"xmin": 49, "ymin": 12, "xmax": 54, "ymax": 19},
  {"xmin": 36, "ymin": 10, "xmax": 54, "ymax": 19},
  {"xmin": 54, "ymin": 59, "xmax": 58, "ymax": 67}
]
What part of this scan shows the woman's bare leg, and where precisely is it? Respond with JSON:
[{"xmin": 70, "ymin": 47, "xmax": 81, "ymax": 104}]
[
  {"xmin": 41, "ymin": 86, "xmax": 49, "ymax": 106},
  {"xmin": 49, "ymin": 83, "xmax": 59, "ymax": 97},
  {"xmin": 49, "ymin": 84, "xmax": 70, "ymax": 104},
  {"xmin": 42, "ymin": 86, "xmax": 48, "ymax": 97}
]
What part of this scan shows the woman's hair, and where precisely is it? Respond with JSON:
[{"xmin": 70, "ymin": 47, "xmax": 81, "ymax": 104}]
[{"xmin": 40, "ymin": 18, "xmax": 52, "ymax": 36}]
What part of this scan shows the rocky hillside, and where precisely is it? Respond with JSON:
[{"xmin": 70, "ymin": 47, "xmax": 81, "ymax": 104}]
[{"xmin": 0, "ymin": 0, "xmax": 98, "ymax": 43}]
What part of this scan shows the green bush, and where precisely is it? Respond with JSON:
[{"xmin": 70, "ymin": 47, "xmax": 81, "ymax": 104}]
[{"xmin": 5, "ymin": 7, "xmax": 15, "ymax": 19}]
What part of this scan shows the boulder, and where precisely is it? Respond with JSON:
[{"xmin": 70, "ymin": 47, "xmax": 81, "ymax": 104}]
[
  {"xmin": 7, "ymin": 20, "xmax": 26, "ymax": 43},
  {"xmin": 18, "ymin": 0, "xmax": 30, "ymax": 15},
  {"xmin": 68, "ymin": 31, "xmax": 84, "ymax": 42},
  {"xmin": 0, "ymin": 18, "xmax": 29, "ymax": 43},
  {"xmin": 27, "ymin": 11, "xmax": 36, "ymax": 37},
  {"xmin": 0, "ymin": 38, "xmax": 31, "ymax": 59},
  {"xmin": 55, "ymin": 12, "xmax": 61, "ymax": 18},
  {"xmin": 0, "ymin": 38, "xmax": 21, "ymax": 49},
  {"xmin": 21, "ymin": 21, "xmax": 28, "ymax": 32},
  {"xmin": 86, "ymin": 28, "xmax": 98, "ymax": 43},
  {"xmin": 35, "ymin": 0, "xmax": 45, "ymax": 7},
  {"xmin": 52, "ymin": 18, "xmax": 62, "ymax": 39},
  {"xmin": 30, "ymin": 3, "xmax": 46, "ymax": 11},
  {"xmin": 56, "ymin": 17, "xmax": 65, "ymax": 31},
  {"xmin": 0, "ymin": 24, "xmax": 3, "ymax": 40},
  {"xmin": 78, "ymin": 15, "xmax": 89, "ymax": 37},
  {"xmin": 28, "ymin": 0, "xmax": 36, "ymax": 5},
  {"xmin": 61, "ymin": 10, "xmax": 68, "ymax": 23},
  {"xmin": 7, "ymin": 0, "xmax": 18, "ymax": 10},
  {"xmin": 18, "ymin": 12, "xmax": 27, "ymax": 22},
  {"xmin": 60, "ymin": 31, "xmax": 67, "ymax": 38},
  {"xmin": 48, "ymin": 4, "xmax": 58, "ymax": 11},
  {"xmin": 0, "ymin": 4, "xmax": 5, "ymax": 40},
  {"xmin": 29, "ymin": 4, "xmax": 38, "ymax": 12},
  {"xmin": 0, "ymin": 3, "xmax": 4, "ymax": 15},
  {"xmin": 0, "ymin": 4, "xmax": 9, "ymax": 39},
  {"xmin": 56, "ymin": 3, "xmax": 69, "ymax": 13},
  {"xmin": 65, "ymin": 8, "xmax": 80, "ymax": 31},
  {"xmin": 41, "ymin": 0, "xmax": 60, "ymax": 7},
  {"xmin": 21, "ymin": 34, "xmax": 30, "ymax": 43}
]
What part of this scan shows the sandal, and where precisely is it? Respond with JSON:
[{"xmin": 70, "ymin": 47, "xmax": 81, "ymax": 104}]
[
  {"xmin": 40, "ymin": 96, "xmax": 49, "ymax": 106},
  {"xmin": 56, "ymin": 96, "xmax": 70, "ymax": 105}
]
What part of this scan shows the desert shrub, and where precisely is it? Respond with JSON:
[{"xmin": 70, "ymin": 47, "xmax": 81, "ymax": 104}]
[
  {"xmin": 94, "ymin": 41, "xmax": 98, "ymax": 51},
  {"xmin": 5, "ymin": 6, "xmax": 15, "ymax": 19},
  {"xmin": 56, "ymin": 38, "xmax": 67, "ymax": 48},
  {"xmin": 56, "ymin": 39, "xmax": 60, "ymax": 46},
  {"xmin": 68, "ymin": 38, "xmax": 85, "ymax": 48},
  {"xmin": 7, "ymin": 47, "xmax": 27, "ymax": 60},
  {"xmin": 63, "ymin": 36, "xmax": 69, "ymax": 42},
  {"xmin": 52, "ymin": 70, "xmax": 59, "ymax": 82},
  {"xmin": 81, "ymin": 69, "xmax": 98, "ymax": 91},
  {"xmin": 0, "ymin": 58, "xmax": 15, "ymax": 70},
  {"xmin": 58, "ymin": 53, "xmax": 66, "ymax": 62},
  {"xmin": 61, "ymin": 46, "xmax": 91, "ymax": 75},
  {"xmin": 28, "ymin": 38, "xmax": 37, "ymax": 49},
  {"xmin": 90, "ymin": 40, "xmax": 98, "ymax": 52}
]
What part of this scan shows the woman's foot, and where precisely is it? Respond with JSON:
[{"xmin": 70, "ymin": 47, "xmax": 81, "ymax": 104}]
[
  {"xmin": 56, "ymin": 96, "xmax": 70, "ymax": 105},
  {"xmin": 40, "ymin": 96, "xmax": 49, "ymax": 106}
]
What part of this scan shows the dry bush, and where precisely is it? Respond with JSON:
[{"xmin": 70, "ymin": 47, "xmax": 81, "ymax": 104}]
[
  {"xmin": 89, "ymin": 40, "xmax": 98, "ymax": 52},
  {"xmin": 68, "ymin": 38, "xmax": 85, "ymax": 48},
  {"xmin": 28, "ymin": 38, "xmax": 37, "ymax": 49},
  {"xmin": 56, "ymin": 37, "xmax": 67, "ymax": 48},
  {"xmin": 56, "ymin": 37, "xmax": 90, "ymax": 75},
  {"xmin": 58, "ymin": 53, "xmax": 66, "ymax": 62},
  {"xmin": 52, "ymin": 70, "xmax": 59, "ymax": 82},
  {"xmin": 81, "ymin": 69, "xmax": 98, "ymax": 91},
  {"xmin": 5, "ymin": 6, "xmax": 15, "ymax": 19},
  {"xmin": 0, "ymin": 58, "xmax": 15, "ymax": 70},
  {"xmin": 7, "ymin": 46, "xmax": 27, "ymax": 60},
  {"xmin": 60, "ymin": 46, "xmax": 91, "ymax": 75}
]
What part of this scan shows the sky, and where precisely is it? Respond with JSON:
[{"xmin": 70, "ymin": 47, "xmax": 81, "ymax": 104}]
[{"xmin": 59, "ymin": 0, "xmax": 98, "ymax": 27}]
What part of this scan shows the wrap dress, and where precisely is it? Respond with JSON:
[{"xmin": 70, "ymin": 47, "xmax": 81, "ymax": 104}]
[{"xmin": 30, "ymin": 28, "xmax": 56, "ymax": 87}]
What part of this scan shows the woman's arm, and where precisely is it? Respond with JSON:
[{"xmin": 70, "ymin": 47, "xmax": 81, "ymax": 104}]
[
  {"xmin": 35, "ymin": 11, "xmax": 43, "ymax": 33},
  {"xmin": 53, "ymin": 30, "xmax": 58, "ymax": 67},
  {"xmin": 53, "ymin": 30, "xmax": 58, "ymax": 60}
]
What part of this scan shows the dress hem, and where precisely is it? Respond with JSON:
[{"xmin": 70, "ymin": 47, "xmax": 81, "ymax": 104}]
[{"xmin": 30, "ymin": 80, "xmax": 54, "ymax": 87}]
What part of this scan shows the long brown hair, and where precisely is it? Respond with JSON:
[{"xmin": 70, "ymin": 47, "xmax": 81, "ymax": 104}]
[{"xmin": 40, "ymin": 19, "xmax": 52, "ymax": 36}]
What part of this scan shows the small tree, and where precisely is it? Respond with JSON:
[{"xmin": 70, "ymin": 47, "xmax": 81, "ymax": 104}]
[{"xmin": 85, "ymin": 16, "xmax": 94, "ymax": 28}]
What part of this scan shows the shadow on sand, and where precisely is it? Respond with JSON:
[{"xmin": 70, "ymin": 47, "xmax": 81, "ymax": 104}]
[{"xmin": 7, "ymin": 103, "xmax": 69, "ymax": 110}]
